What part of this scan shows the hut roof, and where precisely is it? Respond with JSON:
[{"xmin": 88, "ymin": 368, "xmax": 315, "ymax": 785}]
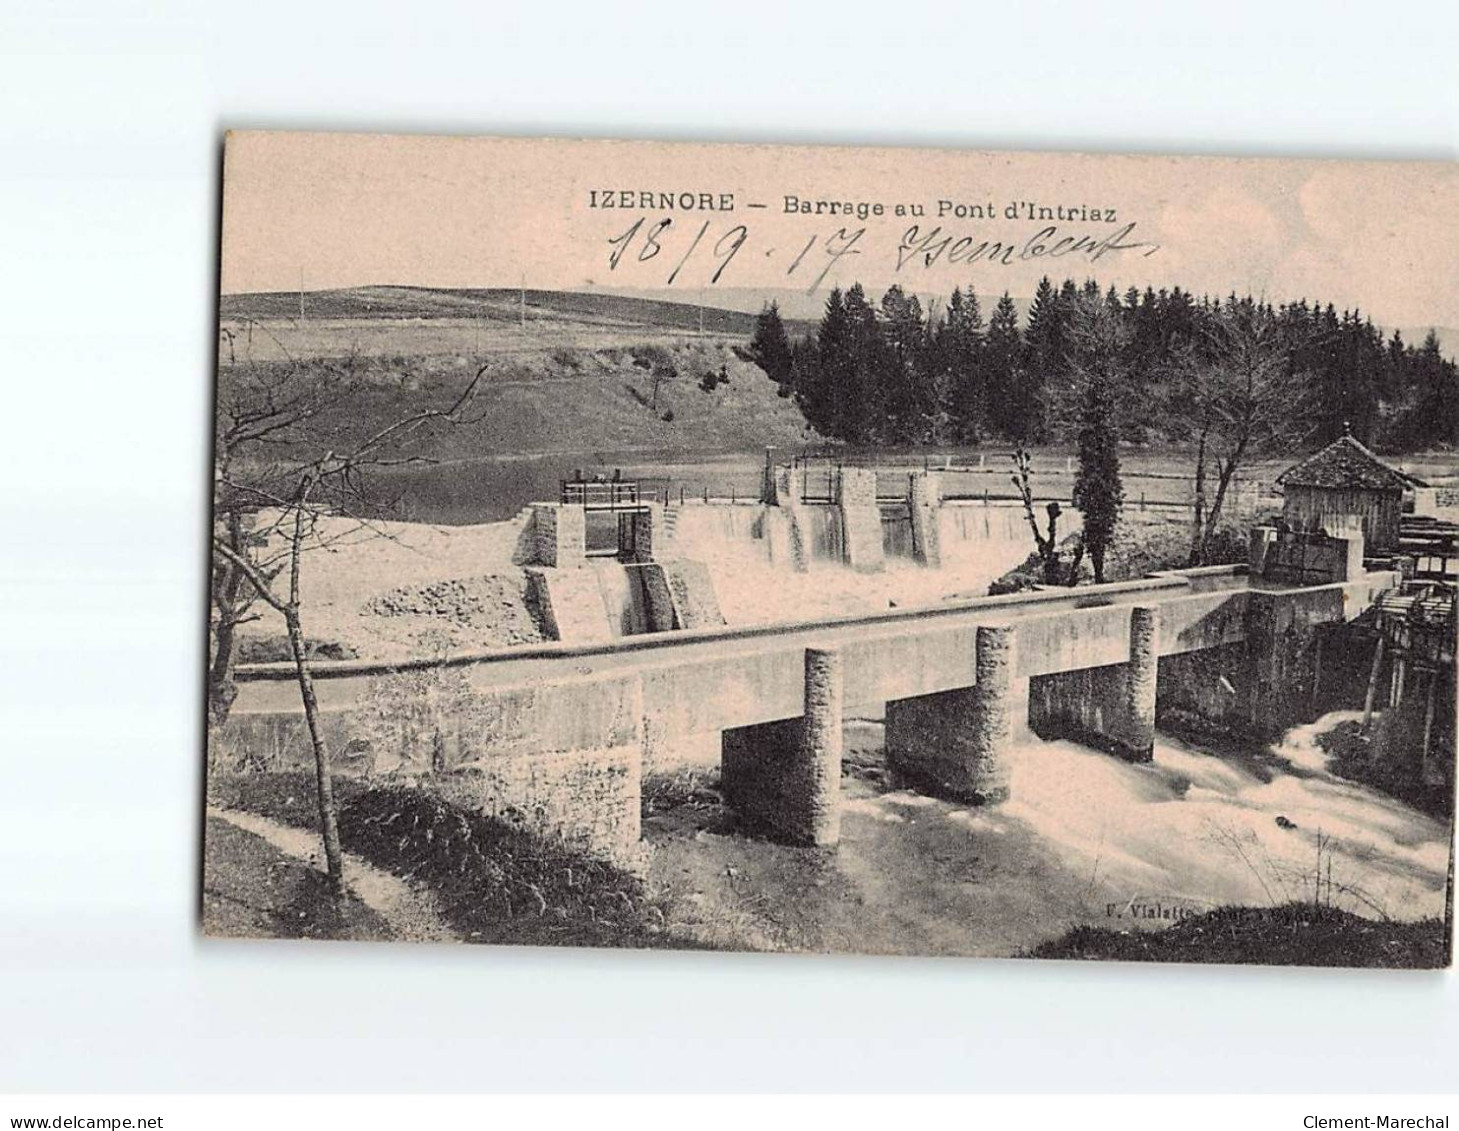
[{"xmin": 1277, "ymin": 430, "xmax": 1428, "ymax": 491}]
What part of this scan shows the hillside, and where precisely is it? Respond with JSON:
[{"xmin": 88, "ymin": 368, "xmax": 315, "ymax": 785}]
[{"xmin": 217, "ymin": 290, "xmax": 818, "ymax": 462}]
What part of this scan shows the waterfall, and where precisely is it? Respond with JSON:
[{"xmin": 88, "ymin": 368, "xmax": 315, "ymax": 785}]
[{"xmin": 669, "ymin": 505, "xmax": 771, "ymax": 563}]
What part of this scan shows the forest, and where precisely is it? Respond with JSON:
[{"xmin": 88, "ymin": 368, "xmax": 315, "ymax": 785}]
[{"xmin": 749, "ymin": 276, "xmax": 1459, "ymax": 454}]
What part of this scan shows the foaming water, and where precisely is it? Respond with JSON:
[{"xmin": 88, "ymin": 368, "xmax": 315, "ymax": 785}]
[
  {"xmin": 1276, "ymin": 710, "xmax": 1364, "ymax": 773},
  {"xmin": 998, "ymin": 713, "xmax": 1450, "ymax": 921}
]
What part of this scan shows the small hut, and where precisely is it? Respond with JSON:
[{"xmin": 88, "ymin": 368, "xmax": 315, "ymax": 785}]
[{"xmin": 1276, "ymin": 426, "xmax": 1427, "ymax": 551}]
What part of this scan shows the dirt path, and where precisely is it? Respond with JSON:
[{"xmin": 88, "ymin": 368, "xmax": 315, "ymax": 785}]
[
  {"xmin": 207, "ymin": 806, "xmax": 459, "ymax": 944},
  {"xmin": 202, "ymin": 817, "xmax": 393, "ymax": 942}
]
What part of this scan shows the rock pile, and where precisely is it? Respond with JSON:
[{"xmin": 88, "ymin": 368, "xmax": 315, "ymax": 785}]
[{"xmin": 362, "ymin": 574, "xmax": 545, "ymax": 648}]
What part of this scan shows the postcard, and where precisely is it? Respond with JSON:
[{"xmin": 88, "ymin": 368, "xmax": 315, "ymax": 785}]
[{"xmin": 205, "ymin": 132, "xmax": 1456, "ymax": 966}]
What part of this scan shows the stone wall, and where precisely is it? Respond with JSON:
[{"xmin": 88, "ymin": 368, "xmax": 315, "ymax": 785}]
[
  {"xmin": 441, "ymin": 670, "xmax": 646, "ymax": 863},
  {"xmin": 625, "ymin": 503, "xmax": 665, "ymax": 564},
  {"xmin": 438, "ymin": 740, "xmax": 643, "ymax": 867},
  {"xmin": 212, "ymin": 671, "xmax": 647, "ymax": 864},
  {"xmin": 885, "ymin": 623, "xmax": 1025, "ymax": 802},
  {"xmin": 759, "ymin": 507, "xmax": 808, "ymax": 571},
  {"xmin": 531, "ymin": 504, "xmax": 586, "ymax": 569},
  {"xmin": 1249, "ymin": 526, "xmax": 1364, "ymax": 584},
  {"xmin": 767, "ymin": 465, "xmax": 799, "ymax": 508},
  {"xmin": 1243, "ymin": 588, "xmax": 1333, "ymax": 739},
  {"xmin": 908, "ymin": 471, "xmax": 942, "ymax": 567},
  {"xmin": 1155, "ymin": 642, "xmax": 1253, "ymax": 732},
  {"xmin": 629, "ymin": 563, "xmax": 677, "ymax": 633},
  {"xmin": 836, "ymin": 467, "xmax": 884, "ymax": 572},
  {"xmin": 661, "ymin": 560, "xmax": 726, "ymax": 629},
  {"xmin": 1154, "ymin": 579, "xmax": 1399, "ymax": 742}
]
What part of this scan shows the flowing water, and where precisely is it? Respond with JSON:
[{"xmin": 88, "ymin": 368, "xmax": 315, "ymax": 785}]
[
  {"xmin": 646, "ymin": 712, "xmax": 1450, "ymax": 956},
  {"xmin": 994, "ymin": 712, "xmax": 1449, "ymax": 925}
]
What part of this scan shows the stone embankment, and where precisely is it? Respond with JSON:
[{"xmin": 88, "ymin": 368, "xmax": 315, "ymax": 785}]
[{"xmin": 363, "ymin": 574, "xmax": 547, "ymax": 649}]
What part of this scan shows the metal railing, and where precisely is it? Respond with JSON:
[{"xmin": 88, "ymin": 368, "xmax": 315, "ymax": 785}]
[{"xmin": 560, "ymin": 478, "xmax": 670, "ymax": 509}]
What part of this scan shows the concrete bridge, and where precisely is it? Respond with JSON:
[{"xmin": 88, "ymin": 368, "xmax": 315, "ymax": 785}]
[{"xmin": 219, "ymin": 556, "xmax": 1397, "ymax": 864}]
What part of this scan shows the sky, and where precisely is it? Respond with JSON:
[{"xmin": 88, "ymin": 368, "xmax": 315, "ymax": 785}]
[{"xmin": 220, "ymin": 132, "xmax": 1459, "ymax": 334}]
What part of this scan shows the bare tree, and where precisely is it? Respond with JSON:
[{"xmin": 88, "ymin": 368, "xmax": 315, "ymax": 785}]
[
  {"xmin": 1011, "ymin": 448, "xmax": 1084, "ymax": 586},
  {"xmin": 210, "ymin": 322, "xmax": 485, "ymax": 894},
  {"xmin": 208, "ymin": 507, "xmax": 270, "ymax": 728},
  {"xmin": 1177, "ymin": 304, "xmax": 1312, "ymax": 565},
  {"xmin": 209, "ymin": 321, "xmax": 348, "ymax": 727}
]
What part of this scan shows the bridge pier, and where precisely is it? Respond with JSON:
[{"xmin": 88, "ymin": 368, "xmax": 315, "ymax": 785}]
[
  {"xmin": 721, "ymin": 647, "xmax": 843, "ymax": 846},
  {"xmin": 1027, "ymin": 605, "xmax": 1161, "ymax": 762},
  {"xmin": 885, "ymin": 623, "xmax": 1025, "ymax": 803},
  {"xmin": 1127, "ymin": 606, "xmax": 1160, "ymax": 759}
]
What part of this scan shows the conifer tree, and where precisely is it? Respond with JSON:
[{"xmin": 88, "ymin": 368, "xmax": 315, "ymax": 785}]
[
  {"xmin": 1068, "ymin": 296, "xmax": 1126, "ymax": 584},
  {"xmin": 750, "ymin": 300, "xmax": 795, "ymax": 393},
  {"xmin": 842, "ymin": 283, "xmax": 882, "ymax": 442},
  {"xmin": 942, "ymin": 285, "xmax": 986, "ymax": 441},
  {"xmin": 985, "ymin": 291, "xmax": 1023, "ymax": 438},
  {"xmin": 1406, "ymin": 330, "xmax": 1459, "ymax": 447},
  {"xmin": 879, "ymin": 285, "xmax": 932, "ymax": 442},
  {"xmin": 807, "ymin": 287, "xmax": 852, "ymax": 438},
  {"xmin": 779, "ymin": 271, "xmax": 1454, "ymax": 454},
  {"xmin": 1021, "ymin": 276, "xmax": 1069, "ymax": 440}
]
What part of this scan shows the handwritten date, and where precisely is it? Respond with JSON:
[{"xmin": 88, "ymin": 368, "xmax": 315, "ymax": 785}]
[{"xmin": 606, "ymin": 216, "xmax": 864, "ymax": 291}]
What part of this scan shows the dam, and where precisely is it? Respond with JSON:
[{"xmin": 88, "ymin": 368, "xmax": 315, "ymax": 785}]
[
  {"xmin": 521, "ymin": 465, "xmax": 1087, "ymax": 641},
  {"xmin": 217, "ymin": 515, "xmax": 1399, "ymax": 864}
]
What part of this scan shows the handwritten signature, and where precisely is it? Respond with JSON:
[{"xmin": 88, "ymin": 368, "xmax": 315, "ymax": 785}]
[{"xmin": 897, "ymin": 221, "xmax": 1160, "ymax": 271}]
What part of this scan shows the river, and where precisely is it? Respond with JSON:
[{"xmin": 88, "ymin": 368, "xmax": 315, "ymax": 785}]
[{"xmin": 643, "ymin": 712, "xmax": 1451, "ymax": 957}]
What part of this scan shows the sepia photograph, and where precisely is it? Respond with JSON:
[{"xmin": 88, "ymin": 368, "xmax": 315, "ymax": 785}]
[
  {"xmin": 7, "ymin": 0, "xmax": 1459, "ymax": 1116},
  {"xmin": 199, "ymin": 134, "xmax": 1457, "ymax": 967}
]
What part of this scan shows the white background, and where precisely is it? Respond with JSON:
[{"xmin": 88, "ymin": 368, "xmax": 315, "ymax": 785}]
[{"xmin": 1, "ymin": 0, "xmax": 1455, "ymax": 1095}]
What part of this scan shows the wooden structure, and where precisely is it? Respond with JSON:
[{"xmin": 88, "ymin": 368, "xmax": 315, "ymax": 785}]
[
  {"xmin": 1398, "ymin": 515, "xmax": 1459, "ymax": 582},
  {"xmin": 1276, "ymin": 426, "xmax": 1426, "ymax": 551},
  {"xmin": 1362, "ymin": 584, "xmax": 1456, "ymax": 788}
]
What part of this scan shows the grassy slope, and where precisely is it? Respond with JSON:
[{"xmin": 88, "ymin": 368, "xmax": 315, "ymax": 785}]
[
  {"xmin": 1027, "ymin": 903, "xmax": 1449, "ymax": 968},
  {"xmin": 210, "ymin": 772, "xmax": 680, "ymax": 950},
  {"xmin": 218, "ymin": 287, "xmax": 816, "ymax": 460}
]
